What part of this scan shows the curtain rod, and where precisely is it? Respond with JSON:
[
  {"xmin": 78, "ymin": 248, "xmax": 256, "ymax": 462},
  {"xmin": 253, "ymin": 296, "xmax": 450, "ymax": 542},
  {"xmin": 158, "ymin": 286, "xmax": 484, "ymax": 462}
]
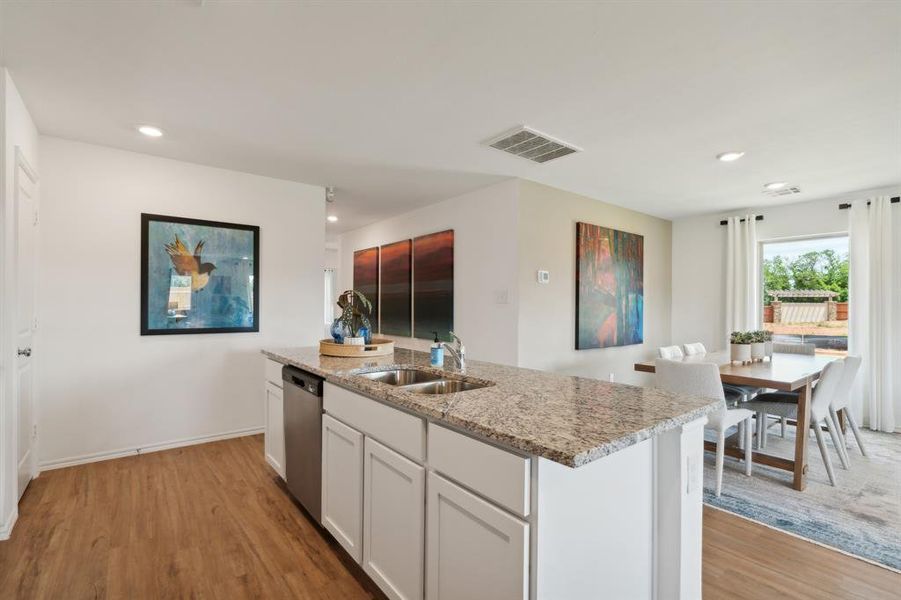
[
  {"xmin": 838, "ymin": 196, "xmax": 900, "ymax": 210},
  {"xmin": 719, "ymin": 215, "xmax": 764, "ymax": 226}
]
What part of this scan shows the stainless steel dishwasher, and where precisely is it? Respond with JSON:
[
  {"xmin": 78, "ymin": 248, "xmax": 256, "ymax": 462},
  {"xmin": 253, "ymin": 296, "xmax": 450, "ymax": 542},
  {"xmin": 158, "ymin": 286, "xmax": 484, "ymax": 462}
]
[{"xmin": 282, "ymin": 365, "xmax": 324, "ymax": 523}]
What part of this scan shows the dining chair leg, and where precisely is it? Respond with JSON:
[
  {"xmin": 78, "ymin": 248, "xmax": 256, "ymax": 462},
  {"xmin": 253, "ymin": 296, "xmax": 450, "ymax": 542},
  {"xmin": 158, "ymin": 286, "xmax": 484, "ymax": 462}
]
[
  {"xmin": 755, "ymin": 412, "xmax": 764, "ymax": 449},
  {"xmin": 780, "ymin": 416, "xmax": 787, "ymax": 438},
  {"xmin": 829, "ymin": 406, "xmax": 848, "ymax": 450},
  {"xmin": 737, "ymin": 421, "xmax": 745, "ymax": 450},
  {"xmin": 743, "ymin": 417, "xmax": 753, "ymax": 476},
  {"xmin": 845, "ymin": 411, "xmax": 869, "ymax": 457},
  {"xmin": 824, "ymin": 412, "xmax": 850, "ymax": 469},
  {"xmin": 811, "ymin": 419, "xmax": 836, "ymax": 486},
  {"xmin": 759, "ymin": 412, "xmax": 768, "ymax": 449},
  {"xmin": 715, "ymin": 431, "xmax": 725, "ymax": 497},
  {"xmin": 828, "ymin": 407, "xmax": 852, "ymax": 467}
]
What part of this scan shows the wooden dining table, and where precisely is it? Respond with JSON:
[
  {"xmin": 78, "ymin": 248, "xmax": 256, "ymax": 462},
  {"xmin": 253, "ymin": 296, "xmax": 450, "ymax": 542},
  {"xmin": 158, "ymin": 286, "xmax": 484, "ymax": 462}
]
[{"xmin": 634, "ymin": 351, "xmax": 839, "ymax": 491}]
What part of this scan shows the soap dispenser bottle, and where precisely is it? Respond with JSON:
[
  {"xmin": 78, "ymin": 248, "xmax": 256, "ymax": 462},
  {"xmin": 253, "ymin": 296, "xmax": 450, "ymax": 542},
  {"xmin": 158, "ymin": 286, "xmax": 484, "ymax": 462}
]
[{"xmin": 430, "ymin": 332, "xmax": 444, "ymax": 367}]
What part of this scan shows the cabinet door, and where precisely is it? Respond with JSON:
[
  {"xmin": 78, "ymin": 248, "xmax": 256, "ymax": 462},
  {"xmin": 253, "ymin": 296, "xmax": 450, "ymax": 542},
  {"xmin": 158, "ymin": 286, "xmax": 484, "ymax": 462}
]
[
  {"xmin": 426, "ymin": 473, "xmax": 529, "ymax": 600},
  {"xmin": 264, "ymin": 382, "xmax": 285, "ymax": 479},
  {"xmin": 322, "ymin": 414, "xmax": 364, "ymax": 563},
  {"xmin": 364, "ymin": 437, "xmax": 425, "ymax": 600}
]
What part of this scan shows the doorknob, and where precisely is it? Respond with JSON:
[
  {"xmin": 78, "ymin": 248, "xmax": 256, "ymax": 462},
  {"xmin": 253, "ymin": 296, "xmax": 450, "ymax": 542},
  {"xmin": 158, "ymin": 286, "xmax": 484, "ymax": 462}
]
[{"xmin": 17, "ymin": 348, "xmax": 31, "ymax": 357}]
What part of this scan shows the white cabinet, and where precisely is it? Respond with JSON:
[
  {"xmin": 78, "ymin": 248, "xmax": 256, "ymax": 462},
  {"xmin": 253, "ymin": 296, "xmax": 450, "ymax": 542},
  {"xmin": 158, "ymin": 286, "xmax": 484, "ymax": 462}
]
[
  {"xmin": 322, "ymin": 414, "xmax": 365, "ymax": 563},
  {"xmin": 426, "ymin": 473, "xmax": 529, "ymax": 600},
  {"xmin": 363, "ymin": 437, "xmax": 425, "ymax": 600},
  {"xmin": 264, "ymin": 382, "xmax": 285, "ymax": 479}
]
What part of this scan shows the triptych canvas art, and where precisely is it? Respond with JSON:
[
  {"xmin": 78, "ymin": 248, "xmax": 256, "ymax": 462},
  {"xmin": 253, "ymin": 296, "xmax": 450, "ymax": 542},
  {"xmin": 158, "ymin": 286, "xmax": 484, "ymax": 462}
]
[{"xmin": 353, "ymin": 230, "xmax": 454, "ymax": 341}]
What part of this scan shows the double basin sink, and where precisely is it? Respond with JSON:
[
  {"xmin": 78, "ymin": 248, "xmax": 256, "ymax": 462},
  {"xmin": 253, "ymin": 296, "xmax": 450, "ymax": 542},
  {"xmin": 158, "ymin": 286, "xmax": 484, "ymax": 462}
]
[{"xmin": 357, "ymin": 368, "xmax": 491, "ymax": 394}]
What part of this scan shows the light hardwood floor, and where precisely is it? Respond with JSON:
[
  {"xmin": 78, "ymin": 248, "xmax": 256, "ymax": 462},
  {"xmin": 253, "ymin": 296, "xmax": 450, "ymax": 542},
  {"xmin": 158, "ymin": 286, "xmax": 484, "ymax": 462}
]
[{"xmin": 0, "ymin": 435, "xmax": 897, "ymax": 599}]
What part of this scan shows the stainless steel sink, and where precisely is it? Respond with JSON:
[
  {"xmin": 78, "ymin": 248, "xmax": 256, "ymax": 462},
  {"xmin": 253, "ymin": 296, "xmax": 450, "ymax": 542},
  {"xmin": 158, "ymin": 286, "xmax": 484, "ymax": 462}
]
[
  {"xmin": 358, "ymin": 369, "xmax": 444, "ymax": 386},
  {"xmin": 400, "ymin": 379, "xmax": 491, "ymax": 394}
]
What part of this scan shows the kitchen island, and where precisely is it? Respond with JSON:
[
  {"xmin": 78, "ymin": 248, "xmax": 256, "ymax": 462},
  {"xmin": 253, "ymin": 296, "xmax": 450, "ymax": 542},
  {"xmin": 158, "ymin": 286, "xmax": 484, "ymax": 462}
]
[{"xmin": 262, "ymin": 347, "xmax": 719, "ymax": 600}]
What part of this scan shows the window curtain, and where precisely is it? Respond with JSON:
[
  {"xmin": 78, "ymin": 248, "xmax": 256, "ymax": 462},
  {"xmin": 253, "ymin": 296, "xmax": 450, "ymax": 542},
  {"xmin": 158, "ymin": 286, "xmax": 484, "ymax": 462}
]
[
  {"xmin": 848, "ymin": 197, "xmax": 896, "ymax": 432},
  {"xmin": 725, "ymin": 215, "xmax": 760, "ymax": 345}
]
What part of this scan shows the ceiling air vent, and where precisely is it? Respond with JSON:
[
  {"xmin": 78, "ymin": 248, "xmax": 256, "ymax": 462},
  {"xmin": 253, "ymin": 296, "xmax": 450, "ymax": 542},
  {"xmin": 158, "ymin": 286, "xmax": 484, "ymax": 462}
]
[
  {"xmin": 763, "ymin": 186, "xmax": 802, "ymax": 198},
  {"xmin": 484, "ymin": 126, "xmax": 581, "ymax": 164}
]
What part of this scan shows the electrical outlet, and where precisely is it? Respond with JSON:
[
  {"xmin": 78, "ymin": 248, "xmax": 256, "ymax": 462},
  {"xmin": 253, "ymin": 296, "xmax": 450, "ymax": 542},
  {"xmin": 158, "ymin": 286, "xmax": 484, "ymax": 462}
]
[
  {"xmin": 537, "ymin": 270, "xmax": 550, "ymax": 284},
  {"xmin": 608, "ymin": 372, "xmax": 615, "ymax": 382},
  {"xmin": 494, "ymin": 289, "xmax": 509, "ymax": 304}
]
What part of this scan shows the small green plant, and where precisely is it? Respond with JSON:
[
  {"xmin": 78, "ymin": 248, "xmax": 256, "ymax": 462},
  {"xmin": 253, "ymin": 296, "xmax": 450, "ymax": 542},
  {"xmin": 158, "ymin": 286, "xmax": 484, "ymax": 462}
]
[
  {"xmin": 731, "ymin": 330, "xmax": 770, "ymax": 344},
  {"xmin": 730, "ymin": 331, "xmax": 751, "ymax": 344},
  {"xmin": 337, "ymin": 289, "xmax": 372, "ymax": 337}
]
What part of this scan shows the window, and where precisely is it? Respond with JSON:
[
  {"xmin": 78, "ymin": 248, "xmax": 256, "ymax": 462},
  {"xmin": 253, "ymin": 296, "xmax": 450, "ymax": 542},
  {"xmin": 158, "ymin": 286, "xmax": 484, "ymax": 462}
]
[
  {"xmin": 324, "ymin": 269, "xmax": 337, "ymax": 327},
  {"xmin": 761, "ymin": 235, "xmax": 848, "ymax": 355}
]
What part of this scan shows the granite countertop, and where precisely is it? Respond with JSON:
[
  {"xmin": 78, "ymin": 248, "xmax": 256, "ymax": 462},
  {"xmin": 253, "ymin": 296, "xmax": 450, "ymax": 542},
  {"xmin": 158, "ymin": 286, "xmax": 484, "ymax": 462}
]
[{"xmin": 262, "ymin": 346, "xmax": 720, "ymax": 468}]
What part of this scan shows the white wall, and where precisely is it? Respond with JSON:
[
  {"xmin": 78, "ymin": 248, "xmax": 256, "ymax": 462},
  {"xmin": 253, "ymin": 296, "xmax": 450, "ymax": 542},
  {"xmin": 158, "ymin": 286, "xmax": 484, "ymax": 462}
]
[
  {"xmin": 671, "ymin": 186, "xmax": 901, "ymax": 350},
  {"xmin": 0, "ymin": 69, "xmax": 40, "ymax": 537},
  {"xmin": 37, "ymin": 137, "xmax": 324, "ymax": 467},
  {"xmin": 338, "ymin": 180, "xmax": 520, "ymax": 365},
  {"xmin": 517, "ymin": 181, "xmax": 672, "ymax": 385}
]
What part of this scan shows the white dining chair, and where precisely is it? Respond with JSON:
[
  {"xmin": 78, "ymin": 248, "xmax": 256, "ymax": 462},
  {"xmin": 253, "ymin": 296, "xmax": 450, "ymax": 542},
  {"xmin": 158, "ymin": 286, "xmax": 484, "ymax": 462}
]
[
  {"xmin": 682, "ymin": 342, "xmax": 706, "ymax": 356},
  {"xmin": 829, "ymin": 355, "xmax": 866, "ymax": 460},
  {"xmin": 743, "ymin": 359, "xmax": 846, "ymax": 486},
  {"xmin": 773, "ymin": 342, "xmax": 816, "ymax": 355},
  {"xmin": 658, "ymin": 345, "xmax": 684, "ymax": 359},
  {"xmin": 762, "ymin": 342, "xmax": 817, "ymax": 439},
  {"xmin": 682, "ymin": 341, "xmax": 760, "ymax": 404},
  {"xmin": 655, "ymin": 359, "xmax": 753, "ymax": 497}
]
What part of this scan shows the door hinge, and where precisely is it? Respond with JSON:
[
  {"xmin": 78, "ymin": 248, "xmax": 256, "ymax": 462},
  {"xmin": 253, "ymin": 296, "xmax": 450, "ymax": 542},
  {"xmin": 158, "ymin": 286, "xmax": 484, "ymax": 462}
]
[
  {"xmin": 33, "ymin": 209, "xmax": 39, "ymax": 226},
  {"xmin": 32, "ymin": 424, "xmax": 37, "ymax": 439}
]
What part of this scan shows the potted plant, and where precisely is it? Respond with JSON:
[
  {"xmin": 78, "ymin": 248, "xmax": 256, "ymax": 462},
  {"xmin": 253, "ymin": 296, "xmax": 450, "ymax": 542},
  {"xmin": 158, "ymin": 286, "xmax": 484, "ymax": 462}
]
[
  {"xmin": 750, "ymin": 330, "xmax": 767, "ymax": 362},
  {"xmin": 730, "ymin": 331, "xmax": 752, "ymax": 364},
  {"xmin": 331, "ymin": 289, "xmax": 373, "ymax": 345}
]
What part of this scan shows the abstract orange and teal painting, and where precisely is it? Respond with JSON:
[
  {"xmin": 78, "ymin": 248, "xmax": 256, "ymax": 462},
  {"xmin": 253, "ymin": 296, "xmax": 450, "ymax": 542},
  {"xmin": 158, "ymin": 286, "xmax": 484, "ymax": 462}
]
[{"xmin": 575, "ymin": 222, "xmax": 643, "ymax": 349}]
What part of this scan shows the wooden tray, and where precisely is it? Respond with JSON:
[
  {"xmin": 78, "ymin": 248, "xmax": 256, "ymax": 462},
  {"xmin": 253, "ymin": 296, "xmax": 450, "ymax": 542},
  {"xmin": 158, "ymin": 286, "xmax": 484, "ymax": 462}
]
[{"xmin": 319, "ymin": 338, "xmax": 395, "ymax": 358}]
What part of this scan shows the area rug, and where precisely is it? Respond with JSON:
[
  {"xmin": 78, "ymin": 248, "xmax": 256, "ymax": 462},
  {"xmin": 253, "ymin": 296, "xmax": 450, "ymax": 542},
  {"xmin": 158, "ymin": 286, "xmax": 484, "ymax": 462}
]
[{"xmin": 702, "ymin": 427, "xmax": 901, "ymax": 572}]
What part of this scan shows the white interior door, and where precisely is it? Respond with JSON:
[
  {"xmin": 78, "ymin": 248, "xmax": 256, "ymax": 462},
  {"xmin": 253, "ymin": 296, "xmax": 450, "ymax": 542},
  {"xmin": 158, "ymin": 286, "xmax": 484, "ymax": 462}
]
[{"xmin": 15, "ymin": 158, "xmax": 37, "ymax": 499}]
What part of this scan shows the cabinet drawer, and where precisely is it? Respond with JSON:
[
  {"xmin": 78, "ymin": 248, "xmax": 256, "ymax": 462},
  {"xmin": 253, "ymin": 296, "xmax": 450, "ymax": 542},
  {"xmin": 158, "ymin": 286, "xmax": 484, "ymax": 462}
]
[
  {"xmin": 428, "ymin": 424, "xmax": 530, "ymax": 517},
  {"xmin": 324, "ymin": 383, "xmax": 425, "ymax": 463},
  {"xmin": 265, "ymin": 358, "xmax": 284, "ymax": 388}
]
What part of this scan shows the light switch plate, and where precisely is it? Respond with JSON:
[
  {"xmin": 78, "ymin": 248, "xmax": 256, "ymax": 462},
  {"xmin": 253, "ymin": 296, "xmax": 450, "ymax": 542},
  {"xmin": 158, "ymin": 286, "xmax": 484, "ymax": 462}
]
[
  {"xmin": 537, "ymin": 270, "xmax": 550, "ymax": 284},
  {"xmin": 494, "ymin": 289, "xmax": 509, "ymax": 304}
]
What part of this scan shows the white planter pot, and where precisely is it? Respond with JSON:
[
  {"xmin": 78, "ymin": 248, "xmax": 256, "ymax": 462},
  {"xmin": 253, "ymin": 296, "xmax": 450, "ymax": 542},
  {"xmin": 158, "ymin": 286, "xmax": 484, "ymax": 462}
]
[
  {"xmin": 751, "ymin": 342, "xmax": 766, "ymax": 361},
  {"xmin": 730, "ymin": 344, "xmax": 751, "ymax": 363},
  {"xmin": 764, "ymin": 341, "xmax": 774, "ymax": 359},
  {"xmin": 344, "ymin": 336, "xmax": 365, "ymax": 346}
]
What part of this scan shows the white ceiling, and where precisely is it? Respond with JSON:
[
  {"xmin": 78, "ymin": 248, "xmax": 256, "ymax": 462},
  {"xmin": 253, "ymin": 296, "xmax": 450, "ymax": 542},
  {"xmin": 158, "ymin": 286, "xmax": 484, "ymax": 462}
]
[{"xmin": 2, "ymin": 1, "xmax": 899, "ymax": 233}]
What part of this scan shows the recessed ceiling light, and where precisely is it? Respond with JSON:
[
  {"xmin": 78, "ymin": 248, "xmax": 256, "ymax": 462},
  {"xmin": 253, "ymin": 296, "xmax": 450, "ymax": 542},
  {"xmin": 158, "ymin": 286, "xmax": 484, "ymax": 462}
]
[
  {"xmin": 716, "ymin": 151, "xmax": 745, "ymax": 162},
  {"xmin": 764, "ymin": 182, "xmax": 787, "ymax": 190},
  {"xmin": 327, "ymin": 215, "xmax": 338, "ymax": 223},
  {"xmin": 138, "ymin": 125, "xmax": 163, "ymax": 137}
]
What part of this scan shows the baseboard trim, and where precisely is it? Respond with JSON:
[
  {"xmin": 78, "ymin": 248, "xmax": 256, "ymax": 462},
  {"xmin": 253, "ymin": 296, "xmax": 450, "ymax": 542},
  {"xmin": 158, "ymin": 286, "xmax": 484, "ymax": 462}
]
[
  {"xmin": 0, "ymin": 507, "xmax": 18, "ymax": 541},
  {"xmin": 39, "ymin": 426, "xmax": 264, "ymax": 472}
]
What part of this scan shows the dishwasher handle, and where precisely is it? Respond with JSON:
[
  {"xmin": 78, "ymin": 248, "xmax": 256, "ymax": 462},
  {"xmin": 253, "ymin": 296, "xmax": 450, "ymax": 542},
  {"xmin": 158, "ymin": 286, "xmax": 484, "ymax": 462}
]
[{"xmin": 282, "ymin": 365, "xmax": 324, "ymax": 396}]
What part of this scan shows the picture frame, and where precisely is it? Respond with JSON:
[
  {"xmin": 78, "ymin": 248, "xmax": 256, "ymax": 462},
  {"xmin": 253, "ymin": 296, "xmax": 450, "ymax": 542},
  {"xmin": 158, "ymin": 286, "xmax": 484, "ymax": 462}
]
[{"xmin": 140, "ymin": 213, "xmax": 260, "ymax": 335}]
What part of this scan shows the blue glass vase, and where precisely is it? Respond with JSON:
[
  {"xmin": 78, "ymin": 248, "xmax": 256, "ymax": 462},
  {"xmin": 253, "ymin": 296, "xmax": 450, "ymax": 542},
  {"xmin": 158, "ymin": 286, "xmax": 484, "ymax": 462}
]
[
  {"xmin": 330, "ymin": 318, "xmax": 346, "ymax": 343},
  {"xmin": 358, "ymin": 325, "xmax": 372, "ymax": 344}
]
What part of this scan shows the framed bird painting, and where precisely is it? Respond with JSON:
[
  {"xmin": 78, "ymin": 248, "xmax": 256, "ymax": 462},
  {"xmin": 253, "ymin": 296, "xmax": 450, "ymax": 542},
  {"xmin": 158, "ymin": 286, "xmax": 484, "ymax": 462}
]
[{"xmin": 140, "ymin": 213, "xmax": 260, "ymax": 335}]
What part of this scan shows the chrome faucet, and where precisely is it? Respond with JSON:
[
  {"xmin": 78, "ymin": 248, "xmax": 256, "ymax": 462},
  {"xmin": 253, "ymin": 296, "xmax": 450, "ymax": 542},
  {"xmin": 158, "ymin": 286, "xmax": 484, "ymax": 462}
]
[{"xmin": 442, "ymin": 331, "xmax": 465, "ymax": 371}]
